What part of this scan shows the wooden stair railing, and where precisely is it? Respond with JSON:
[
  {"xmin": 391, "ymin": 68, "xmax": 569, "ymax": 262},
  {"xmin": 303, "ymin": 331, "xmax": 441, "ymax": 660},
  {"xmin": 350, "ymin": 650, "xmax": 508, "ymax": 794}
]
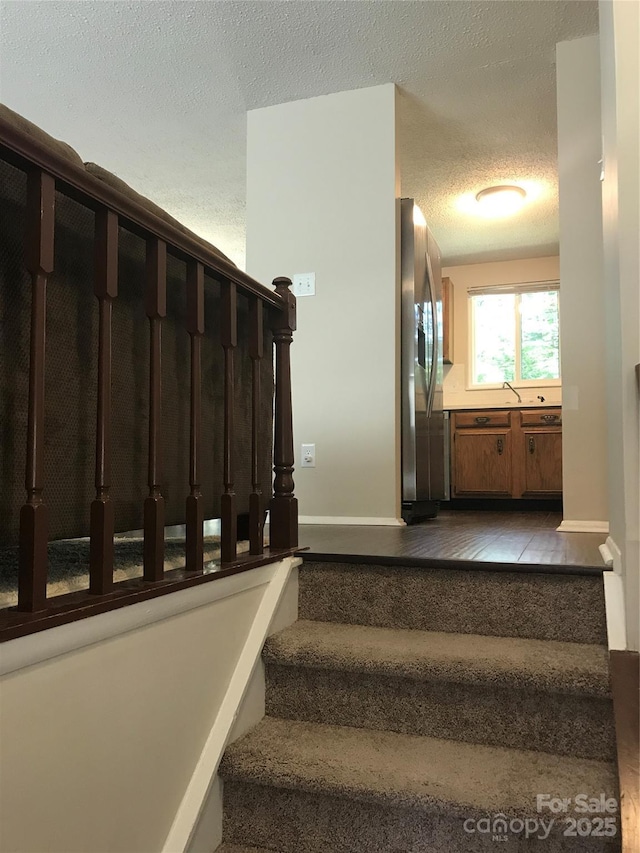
[
  {"xmin": 143, "ymin": 237, "xmax": 167, "ymax": 583},
  {"xmin": 185, "ymin": 260, "xmax": 205, "ymax": 573},
  {"xmin": 17, "ymin": 170, "xmax": 55, "ymax": 614},
  {"xmin": 249, "ymin": 297, "xmax": 265, "ymax": 556},
  {"xmin": 221, "ymin": 280, "xmax": 238, "ymax": 564},
  {"xmin": 89, "ymin": 208, "xmax": 118, "ymax": 596},
  {"xmin": 0, "ymin": 120, "xmax": 298, "ymax": 642}
]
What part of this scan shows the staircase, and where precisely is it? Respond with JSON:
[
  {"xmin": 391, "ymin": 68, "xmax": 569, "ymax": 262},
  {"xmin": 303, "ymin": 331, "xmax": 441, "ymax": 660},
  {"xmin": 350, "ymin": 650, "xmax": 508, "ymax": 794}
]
[{"xmin": 217, "ymin": 559, "xmax": 620, "ymax": 852}]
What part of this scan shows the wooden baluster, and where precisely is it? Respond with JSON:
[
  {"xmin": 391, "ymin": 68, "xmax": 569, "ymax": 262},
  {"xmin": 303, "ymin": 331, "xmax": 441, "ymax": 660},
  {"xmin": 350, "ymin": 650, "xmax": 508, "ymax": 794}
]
[
  {"xmin": 143, "ymin": 238, "xmax": 166, "ymax": 581},
  {"xmin": 90, "ymin": 209, "xmax": 118, "ymax": 595},
  {"xmin": 270, "ymin": 277, "xmax": 298, "ymax": 550},
  {"xmin": 249, "ymin": 297, "xmax": 264, "ymax": 555},
  {"xmin": 220, "ymin": 280, "xmax": 237, "ymax": 563},
  {"xmin": 18, "ymin": 170, "xmax": 55, "ymax": 612},
  {"xmin": 186, "ymin": 261, "xmax": 204, "ymax": 572}
]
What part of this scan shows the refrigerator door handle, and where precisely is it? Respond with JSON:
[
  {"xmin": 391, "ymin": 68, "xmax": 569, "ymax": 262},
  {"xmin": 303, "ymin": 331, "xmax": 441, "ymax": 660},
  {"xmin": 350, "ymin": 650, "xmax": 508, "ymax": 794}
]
[
  {"xmin": 416, "ymin": 305, "xmax": 426, "ymax": 370},
  {"xmin": 424, "ymin": 251, "xmax": 438, "ymax": 417},
  {"xmin": 416, "ymin": 304, "xmax": 430, "ymax": 402}
]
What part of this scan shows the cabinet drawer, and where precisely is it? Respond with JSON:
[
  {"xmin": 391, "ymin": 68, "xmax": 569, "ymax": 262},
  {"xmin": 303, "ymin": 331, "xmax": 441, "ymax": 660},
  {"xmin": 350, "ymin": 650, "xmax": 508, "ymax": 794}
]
[
  {"xmin": 519, "ymin": 408, "xmax": 562, "ymax": 427},
  {"xmin": 453, "ymin": 410, "xmax": 511, "ymax": 429}
]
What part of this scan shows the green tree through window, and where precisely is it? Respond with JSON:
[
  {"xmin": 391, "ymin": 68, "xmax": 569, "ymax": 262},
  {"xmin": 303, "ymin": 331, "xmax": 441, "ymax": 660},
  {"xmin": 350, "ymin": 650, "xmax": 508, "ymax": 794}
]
[{"xmin": 520, "ymin": 291, "xmax": 560, "ymax": 380}]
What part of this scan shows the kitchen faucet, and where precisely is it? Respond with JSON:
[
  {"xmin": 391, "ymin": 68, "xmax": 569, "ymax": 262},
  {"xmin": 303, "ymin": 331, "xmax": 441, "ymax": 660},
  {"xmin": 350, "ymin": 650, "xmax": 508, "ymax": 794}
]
[{"xmin": 502, "ymin": 381, "xmax": 522, "ymax": 403}]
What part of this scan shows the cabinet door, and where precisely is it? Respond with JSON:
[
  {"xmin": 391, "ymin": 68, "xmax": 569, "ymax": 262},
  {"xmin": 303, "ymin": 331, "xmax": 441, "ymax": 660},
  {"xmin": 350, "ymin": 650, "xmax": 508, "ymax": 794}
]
[
  {"xmin": 453, "ymin": 431, "xmax": 511, "ymax": 496},
  {"xmin": 521, "ymin": 431, "xmax": 562, "ymax": 495},
  {"xmin": 442, "ymin": 276, "xmax": 453, "ymax": 364}
]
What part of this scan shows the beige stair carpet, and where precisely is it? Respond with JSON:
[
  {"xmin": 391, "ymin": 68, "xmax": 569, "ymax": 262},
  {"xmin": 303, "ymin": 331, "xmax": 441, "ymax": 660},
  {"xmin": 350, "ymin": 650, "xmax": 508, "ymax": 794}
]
[{"xmin": 215, "ymin": 559, "xmax": 619, "ymax": 852}]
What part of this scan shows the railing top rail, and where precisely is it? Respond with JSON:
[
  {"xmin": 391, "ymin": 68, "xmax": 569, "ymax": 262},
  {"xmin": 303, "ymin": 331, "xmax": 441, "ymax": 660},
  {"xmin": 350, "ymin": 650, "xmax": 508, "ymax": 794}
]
[{"xmin": 0, "ymin": 114, "xmax": 282, "ymax": 310}]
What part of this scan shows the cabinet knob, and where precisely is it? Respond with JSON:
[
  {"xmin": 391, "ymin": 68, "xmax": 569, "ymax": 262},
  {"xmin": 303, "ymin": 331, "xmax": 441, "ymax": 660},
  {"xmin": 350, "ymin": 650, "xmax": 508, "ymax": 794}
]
[
  {"xmin": 529, "ymin": 437, "xmax": 536, "ymax": 454},
  {"xmin": 497, "ymin": 437, "xmax": 504, "ymax": 455},
  {"xmin": 541, "ymin": 414, "xmax": 559, "ymax": 423},
  {"xmin": 475, "ymin": 416, "xmax": 490, "ymax": 424}
]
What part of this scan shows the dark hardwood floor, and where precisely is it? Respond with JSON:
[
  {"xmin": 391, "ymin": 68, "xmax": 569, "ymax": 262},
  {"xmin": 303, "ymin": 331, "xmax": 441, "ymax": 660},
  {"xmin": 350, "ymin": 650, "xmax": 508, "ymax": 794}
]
[{"xmin": 298, "ymin": 510, "xmax": 607, "ymax": 571}]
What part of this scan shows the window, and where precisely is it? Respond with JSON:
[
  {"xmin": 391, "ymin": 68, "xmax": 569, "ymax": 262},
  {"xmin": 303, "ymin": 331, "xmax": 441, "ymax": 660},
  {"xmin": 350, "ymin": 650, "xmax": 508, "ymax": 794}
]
[{"xmin": 469, "ymin": 283, "xmax": 560, "ymax": 386}]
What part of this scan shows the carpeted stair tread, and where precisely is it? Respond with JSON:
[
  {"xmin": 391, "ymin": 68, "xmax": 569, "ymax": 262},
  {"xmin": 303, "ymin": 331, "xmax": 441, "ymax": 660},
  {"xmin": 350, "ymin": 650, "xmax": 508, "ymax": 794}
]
[
  {"xmin": 221, "ymin": 780, "xmax": 620, "ymax": 852},
  {"xmin": 219, "ymin": 716, "xmax": 617, "ymax": 819},
  {"xmin": 264, "ymin": 619, "xmax": 610, "ymax": 697}
]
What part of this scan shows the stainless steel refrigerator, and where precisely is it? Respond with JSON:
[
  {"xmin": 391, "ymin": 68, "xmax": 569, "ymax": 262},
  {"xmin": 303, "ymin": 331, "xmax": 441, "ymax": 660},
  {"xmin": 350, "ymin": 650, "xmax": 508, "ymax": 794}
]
[{"xmin": 400, "ymin": 198, "xmax": 447, "ymax": 523}]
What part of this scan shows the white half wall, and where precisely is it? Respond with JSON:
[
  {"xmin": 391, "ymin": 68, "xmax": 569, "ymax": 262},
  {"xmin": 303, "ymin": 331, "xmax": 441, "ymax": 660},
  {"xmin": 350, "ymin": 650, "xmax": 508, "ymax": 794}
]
[
  {"xmin": 0, "ymin": 560, "xmax": 298, "ymax": 853},
  {"xmin": 181, "ymin": 560, "xmax": 299, "ymax": 853},
  {"xmin": 599, "ymin": 0, "xmax": 640, "ymax": 651},
  {"xmin": 556, "ymin": 35, "xmax": 609, "ymax": 527},
  {"xmin": 246, "ymin": 84, "xmax": 401, "ymax": 522}
]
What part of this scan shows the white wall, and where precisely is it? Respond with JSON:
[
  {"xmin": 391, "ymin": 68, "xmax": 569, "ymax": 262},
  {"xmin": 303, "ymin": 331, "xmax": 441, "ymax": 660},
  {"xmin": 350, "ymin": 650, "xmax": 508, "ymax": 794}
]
[
  {"xmin": 0, "ymin": 561, "xmax": 298, "ymax": 853},
  {"xmin": 246, "ymin": 85, "xmax": 401, "ymax": 524},
  {"xmin": 441, "ymin": 256, "xmax": 562, "ymax": 409},
  {"xmin": 599, "ymin": 0, "xmax": 640, "ymax": 650},
  {"xmin": 556, "ymin": 35, "xmax": 609, "ymax": 528}
]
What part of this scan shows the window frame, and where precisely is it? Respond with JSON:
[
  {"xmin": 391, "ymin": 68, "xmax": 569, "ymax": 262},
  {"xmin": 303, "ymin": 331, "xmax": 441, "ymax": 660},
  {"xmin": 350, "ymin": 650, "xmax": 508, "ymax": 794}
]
[{"xmin": 467, "ymin": 281, "xmax": 561, "ymax": 390}]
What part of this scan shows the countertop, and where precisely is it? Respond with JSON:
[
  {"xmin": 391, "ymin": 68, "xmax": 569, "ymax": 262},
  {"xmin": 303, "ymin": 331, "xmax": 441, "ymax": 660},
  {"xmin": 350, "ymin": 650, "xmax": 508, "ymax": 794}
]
[{"xmin": 445, "ymin": 403, "xmax": 561, "ymax": 411}]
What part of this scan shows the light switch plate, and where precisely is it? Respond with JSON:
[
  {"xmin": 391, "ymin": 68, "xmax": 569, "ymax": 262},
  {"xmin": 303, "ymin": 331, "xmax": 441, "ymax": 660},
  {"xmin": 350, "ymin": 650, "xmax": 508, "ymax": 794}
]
[{"xmin": 292, "ymin": 272, "xmax": 316, "ymax": 297}]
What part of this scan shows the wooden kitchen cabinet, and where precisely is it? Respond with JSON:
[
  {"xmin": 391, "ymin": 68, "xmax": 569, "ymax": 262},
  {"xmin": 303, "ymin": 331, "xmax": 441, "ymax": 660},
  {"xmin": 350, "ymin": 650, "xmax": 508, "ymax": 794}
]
[
  {"xmin": 450, "ymin": 407, "xmax": 562, "ymax": 499},
  {"xmin": 518, "ymin": 409, "xmax": 563, "ymax": 496},
  {"xmin": 453, "ymin": 430, "xmax": 512, "ymax": 495},
  {"xmin": 521, "ymin": 430, "xmax": 563, "ymax": 494},
  {"xmin": 442, "ymin": 276, "xmax": 454, "ymax": 364}
]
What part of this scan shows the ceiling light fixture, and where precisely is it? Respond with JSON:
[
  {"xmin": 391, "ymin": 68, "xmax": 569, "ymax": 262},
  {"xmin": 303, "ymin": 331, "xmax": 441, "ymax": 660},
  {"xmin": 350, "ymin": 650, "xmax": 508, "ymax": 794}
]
[{"xmin": 475, "ymin": 185, "xmax": 527, "ymax": 217}]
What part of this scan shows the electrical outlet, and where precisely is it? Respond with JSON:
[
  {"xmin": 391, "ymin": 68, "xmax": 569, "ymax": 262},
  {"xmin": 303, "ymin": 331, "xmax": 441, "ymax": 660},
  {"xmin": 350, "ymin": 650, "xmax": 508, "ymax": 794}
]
[
  {"xmin": 292, "ymin": 272, "xmax": 316, "ymax": 297},
  {"xmin": 301, "ymin": 443, "xmax": 316, "ymax": 468}
]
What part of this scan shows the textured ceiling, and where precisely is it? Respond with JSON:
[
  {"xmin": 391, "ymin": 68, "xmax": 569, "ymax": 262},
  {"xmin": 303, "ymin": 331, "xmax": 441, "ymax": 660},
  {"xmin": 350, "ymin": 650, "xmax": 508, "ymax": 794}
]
[{"xmin": 0, "ymin": 1, "xmax": 598, "ymax": 267}]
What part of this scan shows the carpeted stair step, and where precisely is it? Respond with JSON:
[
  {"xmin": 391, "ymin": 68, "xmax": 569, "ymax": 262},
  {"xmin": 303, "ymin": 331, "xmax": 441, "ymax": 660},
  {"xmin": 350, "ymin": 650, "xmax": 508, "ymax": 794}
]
[
  {"xmin": 215, "ymin": 845, "xmax": 275, "ymax": 853},
  {"xmin": 263, "ymin": 620, "xmax": 615, "ymax": 760},
  {"xmin": 299, "ymin": 561, "xmax": 607, "ymax": 644},
  {"xmin": 219, "ymin": 717, "xmax": 619, "ymax": 852}
]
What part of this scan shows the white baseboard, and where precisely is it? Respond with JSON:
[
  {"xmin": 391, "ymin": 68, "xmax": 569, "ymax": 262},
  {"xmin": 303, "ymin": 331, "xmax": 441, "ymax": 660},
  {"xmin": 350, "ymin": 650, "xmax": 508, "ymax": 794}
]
[
  {"xmin": 604, "ymin": 535, "xmax": 623, "ymax": 573},
  {"xmin": 599, "ymin": 543, "xmax": 614, "ymax": 567},
  {"xmin": 602, "ymin": 535, "xmax": 626, "ymax": 650},
  {"xmin": 162, "ymin": 556, "xmax": 301, "ymax": 853},
  {"xmin": 183, "ymin": 777, "xmax": 223, "ymax": 853},
  {"xmin": 556, "ymin": 520, "xmax": 609, "ymax": 534},
  {"xmin": 298, "ymin": 516, "xmax": 406, "ymax": 526},
  {"xmin": 603, "ymin": 570, "xmax": 627, "ymax": 650}
]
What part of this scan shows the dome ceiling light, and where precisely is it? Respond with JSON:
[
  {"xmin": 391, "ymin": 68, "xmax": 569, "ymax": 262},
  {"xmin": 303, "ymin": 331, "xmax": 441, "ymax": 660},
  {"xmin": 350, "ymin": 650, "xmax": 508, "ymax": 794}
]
[{"xmin": 475, "ymin": 185, "xmax": 527, "ymax": 217}]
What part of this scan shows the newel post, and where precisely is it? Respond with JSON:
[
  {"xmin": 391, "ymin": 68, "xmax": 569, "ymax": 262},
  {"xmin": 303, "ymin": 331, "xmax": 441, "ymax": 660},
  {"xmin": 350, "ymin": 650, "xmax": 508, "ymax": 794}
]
[{"xmin": 270, "ymin": 277, "xmax": 298, "ymax": 550}]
